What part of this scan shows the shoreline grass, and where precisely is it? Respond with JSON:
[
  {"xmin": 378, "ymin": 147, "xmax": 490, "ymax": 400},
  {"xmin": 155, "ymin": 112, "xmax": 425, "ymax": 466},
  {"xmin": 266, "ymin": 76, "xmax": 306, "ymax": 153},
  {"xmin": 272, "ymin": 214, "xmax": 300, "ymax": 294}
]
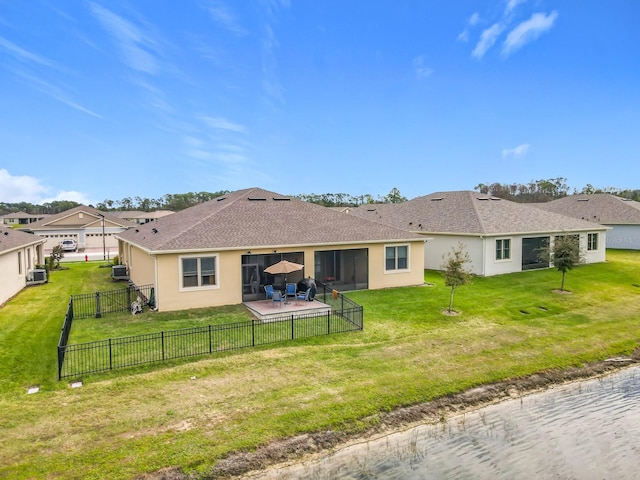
[{"xmin": 1, "ymin": 251, "xmax": 639, "ymax": 479}]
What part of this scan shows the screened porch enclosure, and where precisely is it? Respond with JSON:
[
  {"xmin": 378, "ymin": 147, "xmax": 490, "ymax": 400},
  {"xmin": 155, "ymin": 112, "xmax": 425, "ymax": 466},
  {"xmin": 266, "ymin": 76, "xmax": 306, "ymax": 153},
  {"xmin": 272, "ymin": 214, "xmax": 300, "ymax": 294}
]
[
  {"xmin": 522, "ymin": 236, "xmax": 550, "ymax": 270},
  {"xmin": 314, "ymin": 248, "xmax": 368, "ymax": 292},
  {"xmin": 241, "ymin": 252, "xmax": 305, "ymax": 302}
]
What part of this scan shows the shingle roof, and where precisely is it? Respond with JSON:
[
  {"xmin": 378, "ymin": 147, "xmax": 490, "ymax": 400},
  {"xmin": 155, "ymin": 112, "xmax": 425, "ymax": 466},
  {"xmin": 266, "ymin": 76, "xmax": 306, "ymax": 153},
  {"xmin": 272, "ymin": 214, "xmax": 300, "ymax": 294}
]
[
  {"xmin": 22, "ymin": 205, "xmax": 136, "ymax": 229},
  {"xmin": 116, "ymin": 187, "xmax": 425, "ymax": 252},
  {"xmin": 533, "ymin": 194, "xmax": 640, "ymax": 225},
  {"xmin": 348, "ymin": 190, "xmax": 606, "ymax": 235},
  {"xmin": 0, "ymin": 226, "xmax": 45, "ymax": 254}
]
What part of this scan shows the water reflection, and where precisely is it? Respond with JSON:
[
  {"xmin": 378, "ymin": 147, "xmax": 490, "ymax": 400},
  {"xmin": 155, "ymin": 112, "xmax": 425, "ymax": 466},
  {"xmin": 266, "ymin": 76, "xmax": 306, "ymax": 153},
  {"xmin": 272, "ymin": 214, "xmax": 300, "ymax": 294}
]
[{"xmin": 249, "ymin": 366, "xmax": 640, "ymax": 479}]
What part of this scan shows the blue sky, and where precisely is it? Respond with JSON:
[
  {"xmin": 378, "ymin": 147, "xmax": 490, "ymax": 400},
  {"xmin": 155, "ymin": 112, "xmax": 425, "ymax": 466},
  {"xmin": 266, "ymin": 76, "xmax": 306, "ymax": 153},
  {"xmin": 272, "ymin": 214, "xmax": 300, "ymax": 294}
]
[{"xmin": 1, "ymin": 1, "xmax": 638, "ymax": 206}]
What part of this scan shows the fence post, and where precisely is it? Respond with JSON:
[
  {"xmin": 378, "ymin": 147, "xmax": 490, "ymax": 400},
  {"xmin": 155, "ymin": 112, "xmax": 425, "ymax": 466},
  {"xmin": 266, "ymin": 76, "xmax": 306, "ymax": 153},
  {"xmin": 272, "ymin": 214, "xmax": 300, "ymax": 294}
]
[
  {"xmin": 327, "ymin": 310, "xmax": 331, "ymax": 335},
  {"xmin": 291, "ymin": 315, "xmax": 295, "ymax": 340},
  {"xmin": 161, "ymin": 331, "xmax": 165, "ymax": 360},
  {"xmin": 95, "ymin": 291, "xmax": 101, "ymax": 318},
  {"xmin": 57, "ymin": 345, "xmax": 63, "ymax": 380},
  {"xmin": 109, "ymin": 338, "xmax": 113, "ymax": 370},
  {"xmin": 209, "ymin": 325, "xmax": 213, "ymax": 353},
  {"xmin": 252, "ymin": 320, "xmax": 255, "ymax": 347}
]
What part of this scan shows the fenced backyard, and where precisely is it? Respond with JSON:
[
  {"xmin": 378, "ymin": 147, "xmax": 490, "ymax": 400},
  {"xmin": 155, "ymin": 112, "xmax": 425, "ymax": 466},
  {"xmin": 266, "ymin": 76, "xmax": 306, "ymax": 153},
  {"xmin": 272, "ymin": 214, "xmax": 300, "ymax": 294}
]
[{"xmin": 57, "ymin": 282, "xmax": 363, "ymax": 380}]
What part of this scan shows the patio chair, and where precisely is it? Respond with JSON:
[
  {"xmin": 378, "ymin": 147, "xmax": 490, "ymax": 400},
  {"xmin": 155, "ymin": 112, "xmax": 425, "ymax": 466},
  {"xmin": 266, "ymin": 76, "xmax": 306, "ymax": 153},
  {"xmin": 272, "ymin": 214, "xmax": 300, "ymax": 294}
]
[
  {"xmin": 295, "ymin": 288, "xmax": 311, "ymax": 304},
  {"xmin": 285, "ymin": 283, "xmax": 297, "ymax": 303},
  {"xmin": 264, "ymin": 284, "xmax": 274, "ymax": 300},
  {"xmin": 272, "ymin": 290, "xmax": 285, "ymax": 307}
]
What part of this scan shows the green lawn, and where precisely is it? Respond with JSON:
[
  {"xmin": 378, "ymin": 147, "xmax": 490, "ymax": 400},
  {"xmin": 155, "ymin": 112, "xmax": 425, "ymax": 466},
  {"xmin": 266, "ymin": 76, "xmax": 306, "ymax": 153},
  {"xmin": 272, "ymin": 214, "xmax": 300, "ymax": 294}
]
[{"xmin": 1, "ymin": 251, "xmax": 639, "ymax": 479}]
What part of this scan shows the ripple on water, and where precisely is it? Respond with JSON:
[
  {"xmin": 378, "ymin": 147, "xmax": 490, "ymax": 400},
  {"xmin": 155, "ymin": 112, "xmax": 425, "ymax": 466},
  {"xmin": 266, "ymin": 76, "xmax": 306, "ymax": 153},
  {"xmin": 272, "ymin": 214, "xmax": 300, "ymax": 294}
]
[{"xmin": 248, "ymin": 366, "xmax": 640, "ymax": 480}]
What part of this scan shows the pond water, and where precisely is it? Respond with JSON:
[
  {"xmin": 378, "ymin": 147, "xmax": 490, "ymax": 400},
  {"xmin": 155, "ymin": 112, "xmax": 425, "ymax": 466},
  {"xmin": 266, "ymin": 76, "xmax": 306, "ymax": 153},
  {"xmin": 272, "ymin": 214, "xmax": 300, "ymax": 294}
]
[{"xmin": 248, "ymin": 365, "xmax": 640, "ymax": 479}]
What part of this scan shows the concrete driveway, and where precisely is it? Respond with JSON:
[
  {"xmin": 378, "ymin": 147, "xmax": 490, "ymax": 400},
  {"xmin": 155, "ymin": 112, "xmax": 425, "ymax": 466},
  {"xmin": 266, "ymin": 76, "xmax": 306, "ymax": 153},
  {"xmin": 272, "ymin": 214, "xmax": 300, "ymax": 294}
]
[{"xmin": 51, "ymin": 247, "xmax": 118, "ymax": 263}]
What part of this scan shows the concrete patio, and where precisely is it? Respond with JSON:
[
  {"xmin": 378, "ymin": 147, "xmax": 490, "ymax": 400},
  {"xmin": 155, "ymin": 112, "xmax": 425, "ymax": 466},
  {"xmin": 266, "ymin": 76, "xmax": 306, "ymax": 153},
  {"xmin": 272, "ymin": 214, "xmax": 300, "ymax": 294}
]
[{"xmin": 244, "ymin": 298, "xmax": 331, "ymax": 321}]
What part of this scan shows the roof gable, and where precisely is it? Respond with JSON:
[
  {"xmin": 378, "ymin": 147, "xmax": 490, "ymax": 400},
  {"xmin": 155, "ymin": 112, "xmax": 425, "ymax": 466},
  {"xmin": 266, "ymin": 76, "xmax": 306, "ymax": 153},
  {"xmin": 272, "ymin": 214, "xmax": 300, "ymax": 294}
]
[
  {"xmin": 0, "ymin": 226, "xmax": 45, "ymax": 254},
  {"xmin": 24, "ymin": 206, "xmax": 136, "ymax": 229},
  {"xmin": 349, "ymin": 191, "xmax": 606, "ymax": 235},
  {"xmin": 534, "ymin": 194, "xmax": 640, "ymax": 225},
  {"xmin": 117, "ymin": 187, "xmax": 424, "ymax": 252}
]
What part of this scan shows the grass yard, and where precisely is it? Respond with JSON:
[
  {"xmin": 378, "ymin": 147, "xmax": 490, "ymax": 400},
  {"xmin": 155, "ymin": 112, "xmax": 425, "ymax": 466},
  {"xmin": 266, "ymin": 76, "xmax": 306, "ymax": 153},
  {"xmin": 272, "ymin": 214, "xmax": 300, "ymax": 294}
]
[{"xmin": 1, "ymin": 251, "xmax": 639, "ymax": 479}]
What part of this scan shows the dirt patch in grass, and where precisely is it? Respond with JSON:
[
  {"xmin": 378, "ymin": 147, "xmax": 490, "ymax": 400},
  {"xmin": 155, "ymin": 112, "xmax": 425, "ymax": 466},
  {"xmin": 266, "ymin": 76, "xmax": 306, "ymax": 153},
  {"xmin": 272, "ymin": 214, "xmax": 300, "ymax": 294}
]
[
  {"xmin": 138, "ymin": 349, "xmax": 640, "ymax": 480},
  {"xmin": 552, "ymin": 289, "xmax": 573, "ymax": 294}
]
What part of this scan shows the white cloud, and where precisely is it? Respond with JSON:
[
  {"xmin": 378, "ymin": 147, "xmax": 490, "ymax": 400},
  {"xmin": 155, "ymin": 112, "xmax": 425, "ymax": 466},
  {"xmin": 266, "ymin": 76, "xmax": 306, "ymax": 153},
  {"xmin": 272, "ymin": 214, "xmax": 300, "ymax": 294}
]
[
  {"xmin": 13, "ymin": 69, "xmax": 102, "ymax": 118},
  {"xmin": 201, "ymin": 116, "xmax": 246, "ymax": 133},
  {"xmin": 0, "ymin": 36, "xmax": 57, "ymax": 68},
  {"xmin": 412, "ymin": 55, "xmax": 433, "ymax": 79},
  {"xmin": 502, "ymin": 144, "xmax": 530, "ymax": 159},
  {"xmin": 472, "ymin": 23, "xmax": 504, "ymax": 59},
  {"xmin": 203, "ymin": 0, "xmax": 248, "ymax": 36},
  {"xmin": 89, "ymin": 2, "xmax": 159, "ymax": 74},
  {"xmin": 0, "ymin": 169, "xmax": 92, "ymax": 204},
  {"xmin": 457, "ymin": 12, "xmax": 480, "ymax": 43},
  {"xmin": 505, "ymin": 0, "xmax": 526, "ymax": 15},
  {"xmin": 502, "ymin": 11, "xmax": 558, "ymax": 57}
]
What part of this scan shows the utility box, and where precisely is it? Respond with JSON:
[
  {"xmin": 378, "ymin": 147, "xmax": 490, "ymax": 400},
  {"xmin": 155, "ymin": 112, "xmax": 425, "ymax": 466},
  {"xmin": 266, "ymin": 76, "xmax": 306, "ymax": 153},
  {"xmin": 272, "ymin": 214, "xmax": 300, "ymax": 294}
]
[
  {"xmin": 111, "ymin": 265, "xmax": 129, "ymax": 281},
  {"xmin": 26, "ymin": 269, "xmax": 47, "ymax": 285}
]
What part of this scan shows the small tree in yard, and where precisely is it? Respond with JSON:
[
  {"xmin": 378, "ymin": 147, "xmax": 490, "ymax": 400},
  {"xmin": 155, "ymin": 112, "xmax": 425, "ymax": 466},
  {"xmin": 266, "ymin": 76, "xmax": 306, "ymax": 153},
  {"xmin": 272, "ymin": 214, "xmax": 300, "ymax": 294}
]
[
  {"xmin": 50, "ymin": 245, "xmax": 64, "ymax": 269},
  {"xmin": 441, "ymin": 243, "xmax": 472, "ymax": 314},
  {"xmin": 538, "ymin": 235, "xmax": 585, "ymax": 291}
]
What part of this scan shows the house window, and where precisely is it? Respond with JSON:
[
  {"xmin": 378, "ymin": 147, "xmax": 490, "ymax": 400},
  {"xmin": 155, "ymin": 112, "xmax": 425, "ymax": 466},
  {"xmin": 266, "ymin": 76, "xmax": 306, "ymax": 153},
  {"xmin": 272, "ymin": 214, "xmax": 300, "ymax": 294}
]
[
  {"xmin": 385, "ymin": 245, "xmax": 408, "ymax": 271},
  {"xmin": 588, "ymin": 233, "xmax": 598, "ymax": 251},
  {"xmin": 496, "ymin": 239, "xmax": 511, "ymax": 260},
  {"xmin": 181, "ymin": 255, "xmax": 218, "ymax": 289}
]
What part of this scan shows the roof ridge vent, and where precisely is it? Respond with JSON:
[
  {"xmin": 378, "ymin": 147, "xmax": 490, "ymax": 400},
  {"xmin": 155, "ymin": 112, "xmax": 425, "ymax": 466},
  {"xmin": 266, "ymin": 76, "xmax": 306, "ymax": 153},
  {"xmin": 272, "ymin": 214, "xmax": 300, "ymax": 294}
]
[
  {"xmin": 272, "ymin": 197, "xmax": 290, "ymax": 201},
  {"xmin": 577, "ymin": 198, "xmax": 589, "ymax": 201},
  {"xmin": 431, "ymin": 197, "xmax": 443, "ymax": 201},
  {"xmin": 248, "ymin": 197, "xmax": 266, "ymax": 201},
  {"xmin": 216, "ymin": 197, "xmax": 226, "ymax": 202}
]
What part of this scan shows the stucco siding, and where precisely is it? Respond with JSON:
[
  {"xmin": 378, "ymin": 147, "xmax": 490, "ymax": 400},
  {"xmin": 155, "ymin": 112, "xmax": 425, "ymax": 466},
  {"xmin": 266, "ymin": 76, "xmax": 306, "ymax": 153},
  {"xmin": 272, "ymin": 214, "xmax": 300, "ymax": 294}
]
[
  {"xmin": 606, "ymin": 225, "xmax": 640, "ymax": 250},
  {"xmin": 423, "ymin": 235, "xmax": 484, "ymax": 275},
  {"xmin": 0, "ymin": 250, "xmax": 24, "ymax": 305}
]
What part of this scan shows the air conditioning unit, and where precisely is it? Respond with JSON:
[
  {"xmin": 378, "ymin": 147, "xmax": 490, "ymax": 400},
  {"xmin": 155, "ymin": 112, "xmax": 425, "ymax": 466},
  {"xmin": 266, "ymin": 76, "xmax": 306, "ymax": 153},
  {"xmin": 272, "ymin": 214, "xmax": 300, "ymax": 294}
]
[
  {"xmin": 111, "ymin": 265, "xmax": 129, "ymax": 281},
  {"xmin": 26, "ymin": 269, "xmax": 47, "ymax": 285}
]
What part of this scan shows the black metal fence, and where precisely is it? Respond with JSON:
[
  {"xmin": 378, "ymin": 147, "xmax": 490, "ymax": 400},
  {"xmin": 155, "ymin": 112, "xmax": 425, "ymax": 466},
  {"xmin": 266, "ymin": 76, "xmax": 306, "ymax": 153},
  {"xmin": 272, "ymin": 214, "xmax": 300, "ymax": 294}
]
[
  {"xmin": 70, "ymin": 284, "xmax": 154, "ymax": 319},
  {"xmin": 57, "ymin": 288, "xmax": 363, "ymax": 380}
]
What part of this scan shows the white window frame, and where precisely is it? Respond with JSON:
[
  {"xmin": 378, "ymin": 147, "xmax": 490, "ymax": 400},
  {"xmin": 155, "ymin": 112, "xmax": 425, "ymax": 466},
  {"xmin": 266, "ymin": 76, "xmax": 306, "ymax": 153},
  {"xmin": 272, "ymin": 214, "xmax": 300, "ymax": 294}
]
[
  {"xmin": 587, "ymin": 233, "xmax": 598, "ymax": 251},
  {"xmin": 495, "ymin": 238, "xmax": 512, "ymax": 261},
  {"xmin": 179, "ymin": 254, "xmax": 220, "ymax": 291},
  {"xmin": 384, "ymin": 244, "xmax": 410, "ymax": 273}
]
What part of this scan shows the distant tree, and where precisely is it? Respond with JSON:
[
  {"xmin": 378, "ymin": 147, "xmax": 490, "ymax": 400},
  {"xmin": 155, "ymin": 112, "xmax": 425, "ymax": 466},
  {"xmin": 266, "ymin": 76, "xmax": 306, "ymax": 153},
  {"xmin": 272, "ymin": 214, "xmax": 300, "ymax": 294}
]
[
  {"xmin": 538, "ymin": 235, "xmax": 585, "ymax": 291},
  {"xmin": 441, "ymin": 243, "xmax": 472, "ymax": 314},
  {"xmin": 380, "ymin": 187, "xmax": 407, "ymax": 204}
]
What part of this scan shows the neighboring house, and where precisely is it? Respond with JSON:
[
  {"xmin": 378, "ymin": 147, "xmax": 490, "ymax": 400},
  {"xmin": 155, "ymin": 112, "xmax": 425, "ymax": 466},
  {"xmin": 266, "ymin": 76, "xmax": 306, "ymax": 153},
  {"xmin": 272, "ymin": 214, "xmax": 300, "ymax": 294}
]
[
  {"xmin": 0, "ymin": 226, "xmax": 46, "ymax": 306},
  {"xmin": 21, "ymin": 206, "xmax": 136, "ymax": 252},
  {"xmin": 533, "ymin": 194, "xmax": 640, "ymax": 250},
  {"xmin": 112, "ymin": 210, "xmax": 175, "ymax": 225},
  {"xmin": 1, "ymin": 211, "xmax": 48, "ymax": 225},
  {"xmin": 347, "ymin": 191, "xmax": 608, "ymax": 276},
  {"xmin": 115, "ymin": 188, "xmax": 426, "ymax": 312}
]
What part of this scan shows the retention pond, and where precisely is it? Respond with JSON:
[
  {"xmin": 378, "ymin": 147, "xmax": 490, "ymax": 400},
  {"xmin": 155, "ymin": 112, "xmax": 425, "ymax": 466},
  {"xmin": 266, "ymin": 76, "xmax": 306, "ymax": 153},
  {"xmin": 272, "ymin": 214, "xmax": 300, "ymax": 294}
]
[{"xmin": 246, "ymin": 365, "xmax": 640, "ymax": 479}]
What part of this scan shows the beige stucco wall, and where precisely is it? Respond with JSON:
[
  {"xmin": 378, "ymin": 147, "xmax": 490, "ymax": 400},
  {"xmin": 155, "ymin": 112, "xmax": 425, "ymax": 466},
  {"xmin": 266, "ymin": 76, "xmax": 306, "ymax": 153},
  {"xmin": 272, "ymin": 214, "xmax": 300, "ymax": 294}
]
[
  {"xmin": 424, "ymin": 230, "xmax": 607, "ymax": 277},
  {"xmin": 121, "ymin": 239, "xmax": 425, "ymax": 312},
  {"xmin": 0, "ymin": 244, "xmax": 43, "ymax": 305}
]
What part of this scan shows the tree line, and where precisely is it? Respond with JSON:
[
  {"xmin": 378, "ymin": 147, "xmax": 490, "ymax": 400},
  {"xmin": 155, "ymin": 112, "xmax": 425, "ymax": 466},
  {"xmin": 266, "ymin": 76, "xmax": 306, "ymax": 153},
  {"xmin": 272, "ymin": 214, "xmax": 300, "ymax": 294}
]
[
  {"xmin": 475, "ymin": 177, "xmax": 640, "ymax": 203},
  {"xmin": 2, "ymin": 181, "xmax": 638, "ymax": 215},
  {"xmin": 0, "ymin": 188, "xmax": 407, "ymax": 215}
]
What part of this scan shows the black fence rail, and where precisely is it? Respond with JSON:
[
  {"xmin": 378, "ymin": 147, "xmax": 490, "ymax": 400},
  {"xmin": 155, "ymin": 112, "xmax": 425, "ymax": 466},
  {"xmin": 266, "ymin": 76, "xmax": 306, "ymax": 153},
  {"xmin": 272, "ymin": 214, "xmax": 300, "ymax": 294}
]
[
  {"xmin": 58, "ymin": 305, "xmax": 363, "ymax": 379},
  {"xmin": 315, "ymin": 280, "xmax": 362, "ymax": 312},
  {"xmin": 70, "ymin": 284, "xmax": 154, "ymax": 319},
  {"xmin": 57, "ymin": 299, "xmax": 74, "ymax": 372}
]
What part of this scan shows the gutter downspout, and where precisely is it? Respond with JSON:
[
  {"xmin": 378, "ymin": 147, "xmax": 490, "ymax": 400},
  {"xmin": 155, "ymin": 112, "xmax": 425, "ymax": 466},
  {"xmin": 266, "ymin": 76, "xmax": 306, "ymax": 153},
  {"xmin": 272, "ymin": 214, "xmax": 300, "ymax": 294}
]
[{"xmin": 481, "ymin": 236, "xmax": 486, "ymax": 276}]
